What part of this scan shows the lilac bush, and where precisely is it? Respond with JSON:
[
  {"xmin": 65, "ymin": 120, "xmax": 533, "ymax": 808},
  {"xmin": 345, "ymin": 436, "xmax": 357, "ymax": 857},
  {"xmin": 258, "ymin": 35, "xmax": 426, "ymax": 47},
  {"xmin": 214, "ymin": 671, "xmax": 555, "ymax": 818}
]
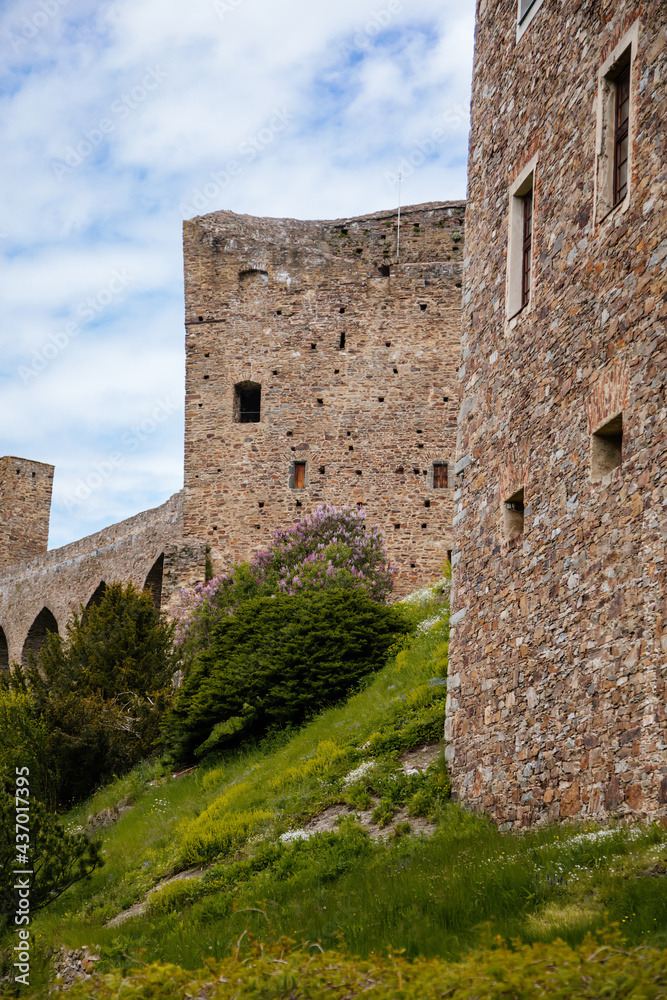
[{"xmin": 175, "ymin": 505, "xmax": 397, "ymax": 655}]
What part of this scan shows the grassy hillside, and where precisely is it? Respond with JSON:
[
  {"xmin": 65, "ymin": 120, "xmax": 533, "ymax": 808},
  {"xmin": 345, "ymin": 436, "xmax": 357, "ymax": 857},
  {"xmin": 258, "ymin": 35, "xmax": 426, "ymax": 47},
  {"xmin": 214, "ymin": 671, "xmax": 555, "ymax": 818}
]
[{"xmin": 3, "ymin": 584, "xmax": 667, "ymax": 996}]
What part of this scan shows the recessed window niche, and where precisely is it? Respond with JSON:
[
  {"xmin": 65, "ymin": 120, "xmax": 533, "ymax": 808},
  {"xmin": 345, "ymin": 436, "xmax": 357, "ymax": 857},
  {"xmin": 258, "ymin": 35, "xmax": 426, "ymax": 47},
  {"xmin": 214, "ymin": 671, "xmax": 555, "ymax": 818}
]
[{"xmin": 591, "ymin": 413, "xmax": 623, "ymax": 481}]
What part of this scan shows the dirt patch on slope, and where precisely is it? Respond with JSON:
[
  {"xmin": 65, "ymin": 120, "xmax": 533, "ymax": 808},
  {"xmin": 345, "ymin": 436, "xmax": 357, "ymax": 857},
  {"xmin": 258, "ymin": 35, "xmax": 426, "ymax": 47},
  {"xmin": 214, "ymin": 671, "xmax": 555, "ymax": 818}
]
[{"xmin": 105, "ymin": 866, "xmax": 205, "ymax": 928}]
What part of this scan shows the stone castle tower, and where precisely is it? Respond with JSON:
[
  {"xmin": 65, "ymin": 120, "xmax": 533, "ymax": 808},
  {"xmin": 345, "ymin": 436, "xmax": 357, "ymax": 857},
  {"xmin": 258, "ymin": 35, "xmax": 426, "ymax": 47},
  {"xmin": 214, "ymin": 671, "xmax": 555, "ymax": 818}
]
[
  {"xmin": 181, "ymin": 202, "xmax": 465, "ymax": 595},
  {"xmin": 447, "ymin": 0, "xmax": 667, "ymax": 826},
  {"xmin": 0, "ymin": 201, "xmax": 464, "ymax": 664}
]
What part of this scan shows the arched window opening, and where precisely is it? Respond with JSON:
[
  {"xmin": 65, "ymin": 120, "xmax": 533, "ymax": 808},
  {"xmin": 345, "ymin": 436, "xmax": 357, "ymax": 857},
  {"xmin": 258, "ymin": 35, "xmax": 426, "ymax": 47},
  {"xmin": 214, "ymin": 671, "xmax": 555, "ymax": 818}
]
[
  {"xmin": 22, "ymin": 608, "xmax": 58, "ymax": 665},
  {"xmin": 234, "ymin": 381, "xmax": 261, "ymax": 423},
  {"xmin": 144, "ymin": 554, "xmax": 164, "ymax": 610},
  {"xmin": 0, "ymin": 627, "xmax": 8, "ymax": 671},
  {"xmin": 239, "ymin": 268, "xmax": 268, "ymax": 286},
  {"xmin": 86, "ymin": 581, "xmax": 107, "ymax": 610}
]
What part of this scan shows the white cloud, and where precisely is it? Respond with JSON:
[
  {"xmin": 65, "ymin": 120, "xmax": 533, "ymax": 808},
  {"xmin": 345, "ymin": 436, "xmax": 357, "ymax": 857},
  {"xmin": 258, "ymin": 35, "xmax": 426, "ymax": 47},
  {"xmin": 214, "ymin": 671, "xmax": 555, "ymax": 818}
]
[{"xmin": 0, "ymin": 0, "xmax": 474, "ymax": 549}]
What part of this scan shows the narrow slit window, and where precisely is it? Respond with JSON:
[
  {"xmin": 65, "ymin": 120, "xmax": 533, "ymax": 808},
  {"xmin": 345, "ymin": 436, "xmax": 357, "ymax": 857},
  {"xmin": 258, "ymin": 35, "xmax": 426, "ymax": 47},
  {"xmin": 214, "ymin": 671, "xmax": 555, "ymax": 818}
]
[
  {"xmin": 521, "ymin": 190, "xmax": 533, "ymax": 310},
  {"xmin": 504, "ymin": 488, "xmax": 525, "ymax": 540},
  {"xmin": 339, "ymin": 332, "xmax": 346, "ymax": 349},
  {"xmin": 613, "ymin": 65, "xmax": 630, "ymax": 206},
  {"xmin": 293, "ymin": 462, "xmax": 306, "ymax": 490}
]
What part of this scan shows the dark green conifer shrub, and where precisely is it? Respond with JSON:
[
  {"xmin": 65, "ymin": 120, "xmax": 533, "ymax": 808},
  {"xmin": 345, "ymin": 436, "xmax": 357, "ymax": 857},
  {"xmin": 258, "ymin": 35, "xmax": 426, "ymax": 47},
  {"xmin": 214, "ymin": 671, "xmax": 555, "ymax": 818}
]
[
  {"xmin": 164, "ymin": 589, "xmax": 411, "ymax": 763},
  {"xmin": 0, "ymin": 771, "xmax": 102, "ymax": 928},
  {"xmin": 2, "ymin": 582, "xmax": 177, "ymax": 807},
  {"xmin": 36, "ymin": 581, "xmax": 177, "ymax": 700}
]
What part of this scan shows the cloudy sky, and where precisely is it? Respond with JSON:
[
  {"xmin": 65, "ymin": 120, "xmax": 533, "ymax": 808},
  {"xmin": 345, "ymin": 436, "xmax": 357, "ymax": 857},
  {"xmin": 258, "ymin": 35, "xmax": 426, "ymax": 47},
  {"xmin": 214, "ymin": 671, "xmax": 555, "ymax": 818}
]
[{"xmin": 0, "ymin": 0, "xmax": 475, "ymax": 550}]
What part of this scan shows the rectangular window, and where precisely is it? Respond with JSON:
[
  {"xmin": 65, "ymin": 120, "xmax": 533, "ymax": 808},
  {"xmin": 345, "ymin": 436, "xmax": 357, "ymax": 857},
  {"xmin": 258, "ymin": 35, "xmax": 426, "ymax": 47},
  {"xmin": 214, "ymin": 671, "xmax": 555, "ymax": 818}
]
[
  {"xmin": 521, "ymin": 191, "xmax": 533, "ymax": 310},
  {"xmin": 506, "ymin": 155, "xmax": 538, "ymax": 321},
  {"xmin": 516, "ymin": 0, "xmax": 545, "ymax": 39},
  {"xmin": 234, "ymin": 381, "xmax": 261, "ymax": 423},
  {"xmin": 293, "ymin": 462, "xmax": 306, "ymax": 490},
  {"xmin": 518, "ymin": 0, "xmax": 537, "ymax": 20},
  {"xmin": 613, "ymin": 65, "xmax": 630, "ymax": 206},
  {"xmin": 594, "ymin": 23, "xmax": 637, "ymax": 223},
  {"xmin": 433, "ymin": 463, "xmax": 448, "ymax": 489}
]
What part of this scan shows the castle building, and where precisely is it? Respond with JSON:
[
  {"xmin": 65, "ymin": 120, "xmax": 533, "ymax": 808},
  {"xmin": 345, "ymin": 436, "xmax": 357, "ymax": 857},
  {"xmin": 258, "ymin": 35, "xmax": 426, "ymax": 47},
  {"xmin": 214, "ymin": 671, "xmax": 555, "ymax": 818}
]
[
  {"xmin": 0, "ymin": 202, "xmax": 464, "ymax": 665},
  {"xmin": 182, "ymin": 202, "xmax": 464, "ymax": 592},
  {"xmin": 447, "ymin": 0, "xmax": 667, "ymax": 825}
]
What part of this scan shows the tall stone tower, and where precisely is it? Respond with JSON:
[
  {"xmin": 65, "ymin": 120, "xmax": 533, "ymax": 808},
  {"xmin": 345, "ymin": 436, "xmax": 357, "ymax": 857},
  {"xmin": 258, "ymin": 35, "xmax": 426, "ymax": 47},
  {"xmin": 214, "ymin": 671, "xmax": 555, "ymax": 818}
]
[
  {"xmin": 448, "ymin": 1, "xmax": 667, "ymax": 826},
  {"xmin": 0, "ymin": 456, "xmax": 54, "ymax": 569},
  {"xmin": 182, "ymin": 202, "xmax": 465, "ymax": 595}
]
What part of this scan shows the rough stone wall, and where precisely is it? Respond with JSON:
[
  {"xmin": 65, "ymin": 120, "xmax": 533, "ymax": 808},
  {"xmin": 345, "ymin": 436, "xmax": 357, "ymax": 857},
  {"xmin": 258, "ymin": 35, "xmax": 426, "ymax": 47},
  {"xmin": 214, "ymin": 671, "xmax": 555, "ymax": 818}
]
[
  {"xmin": 0, "ymin": 492, "xmax": 206, "ymax": 667},
  {"xmin": 0, "ymin": 456, "xmax": 54, "ymax": 569},
  {"xmin": 448, "ymin": 0, "xmax": 667, "ymax": 826},
  {"xmin": 182, "ymin": 202, "xmax": 464, "ymax": 595}
]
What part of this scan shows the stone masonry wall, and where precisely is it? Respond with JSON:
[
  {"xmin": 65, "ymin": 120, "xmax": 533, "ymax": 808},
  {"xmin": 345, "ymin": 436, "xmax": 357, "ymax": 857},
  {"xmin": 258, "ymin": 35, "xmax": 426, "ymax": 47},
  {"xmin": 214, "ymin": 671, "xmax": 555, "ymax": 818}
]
[
  {"xmin": 182, "ymin": 202, "xmax": 465, "ymax": 596},
  {"xmin": 0, "ymin": 456, "xmax": 54, "ymax": 569},
  {"xmin": 0, "ymin": 491, "xmax": 206, "ymax": 667},
  {"xmin": 448, "ymin": 0, "xmax": 667, "ymax": 827}
]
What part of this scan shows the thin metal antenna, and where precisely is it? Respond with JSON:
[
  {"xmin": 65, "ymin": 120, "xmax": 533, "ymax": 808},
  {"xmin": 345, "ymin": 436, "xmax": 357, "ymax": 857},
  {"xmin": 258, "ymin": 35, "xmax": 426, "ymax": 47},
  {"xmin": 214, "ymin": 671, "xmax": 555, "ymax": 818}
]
[{"xmin": 396, "ymin": 171, "xmax": 402, "ymax": 262}]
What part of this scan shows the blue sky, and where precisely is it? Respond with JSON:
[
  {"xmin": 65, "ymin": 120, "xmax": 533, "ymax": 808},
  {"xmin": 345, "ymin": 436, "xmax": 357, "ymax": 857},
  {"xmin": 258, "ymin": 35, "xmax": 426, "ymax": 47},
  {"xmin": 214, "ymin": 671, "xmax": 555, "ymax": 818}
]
[{"xmin": 0, "ymin": 0, "xmax": 475, "ymax": 550}]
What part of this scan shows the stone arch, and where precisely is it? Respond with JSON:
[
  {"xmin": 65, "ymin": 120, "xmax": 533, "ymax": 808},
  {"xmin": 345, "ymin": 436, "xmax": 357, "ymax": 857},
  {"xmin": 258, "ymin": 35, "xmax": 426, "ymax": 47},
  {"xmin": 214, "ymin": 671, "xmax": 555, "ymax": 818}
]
[
  {"xmin": 0, "ymin": 626, "xmax": 8, "ymax": 671},
  {"xmin": 22, "ymin": 608, "xmax": 59, "ymax": 665},
  {"xmin": 86, "ymin": 581, "xmax": 107, "ymax": 610},
  {"xmin": 144, "ymin": 555, "xmax": 164, "ymax": 611}
]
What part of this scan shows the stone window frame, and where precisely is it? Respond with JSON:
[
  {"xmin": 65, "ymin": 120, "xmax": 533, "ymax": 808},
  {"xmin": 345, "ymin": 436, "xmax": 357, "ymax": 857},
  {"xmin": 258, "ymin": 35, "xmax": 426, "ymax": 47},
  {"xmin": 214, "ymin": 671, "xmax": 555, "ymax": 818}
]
[
  {"xmin": 506, "ymin": 154, "xmax": 538, "ymax": 324},
  {"xmin": 594, "ymin": 22, "xmax": 638, "ymax": 227},
  {"xmin": 428, "ymin": 461, "xmax": 452, "ymax": 490},
  {"xmin": 516, "ymin": 0, "xmax": 545, "ymax": 42},
  {"xmin": 288, "ymin": 460, "xmax": 308, "ymax": 491}
]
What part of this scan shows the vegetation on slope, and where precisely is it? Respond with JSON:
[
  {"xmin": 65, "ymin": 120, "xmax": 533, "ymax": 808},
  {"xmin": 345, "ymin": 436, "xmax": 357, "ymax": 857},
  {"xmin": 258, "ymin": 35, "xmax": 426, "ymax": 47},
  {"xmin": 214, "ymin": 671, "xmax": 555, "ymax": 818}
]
[{"xmin": 2, "ymin": 579, "xmax": 666, "ymax": 997}]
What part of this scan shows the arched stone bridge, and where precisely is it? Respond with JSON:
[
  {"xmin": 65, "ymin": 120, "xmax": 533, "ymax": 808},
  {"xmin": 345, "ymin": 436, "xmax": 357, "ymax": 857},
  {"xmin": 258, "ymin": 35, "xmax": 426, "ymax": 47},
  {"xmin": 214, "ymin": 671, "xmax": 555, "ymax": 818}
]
[{"xmin": 0, "ymin": 492, "xmax": 206, "ymax": 668}]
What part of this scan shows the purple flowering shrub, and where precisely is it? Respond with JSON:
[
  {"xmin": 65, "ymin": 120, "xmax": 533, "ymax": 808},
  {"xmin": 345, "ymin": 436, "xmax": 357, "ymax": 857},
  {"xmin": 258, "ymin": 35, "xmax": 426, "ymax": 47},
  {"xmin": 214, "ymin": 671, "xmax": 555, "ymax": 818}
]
[{"xmin": 175, "ymin": 505, "xmax": 396, "ymax": 656}]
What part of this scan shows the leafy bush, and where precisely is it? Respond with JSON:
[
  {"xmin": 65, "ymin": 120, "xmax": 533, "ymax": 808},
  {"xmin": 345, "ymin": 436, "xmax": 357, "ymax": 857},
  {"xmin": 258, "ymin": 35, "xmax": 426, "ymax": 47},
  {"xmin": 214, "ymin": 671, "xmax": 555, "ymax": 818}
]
[
  {"xmin": 175, "ymin": 505, "xmax": 397, "ymax": 655},
  {"xmin": 164, "ymin": 589, "xmax": 411, "ymax": 763},
  {"xmin": 0, "ymin": 691, "xmax": 55, "ymax": 807},
  {"xmin": 0, "ymin": 773, "xmax": 102, "ymax": 929},
  {"xmin": 62, "ymin": 930, "xmax": 667, "ymax": 999},
  {"xmin": 1, "ymin": 583, "xmax": 177, "ymax": 808}
]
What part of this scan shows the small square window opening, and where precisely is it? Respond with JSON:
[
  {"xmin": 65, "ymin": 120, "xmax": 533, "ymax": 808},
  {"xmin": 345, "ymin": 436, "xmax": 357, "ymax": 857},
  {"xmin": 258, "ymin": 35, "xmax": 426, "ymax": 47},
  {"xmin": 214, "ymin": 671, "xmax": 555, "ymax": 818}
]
[{"xmin": 591, "ymin": 413, "xmax": 623, "ymax": 481}]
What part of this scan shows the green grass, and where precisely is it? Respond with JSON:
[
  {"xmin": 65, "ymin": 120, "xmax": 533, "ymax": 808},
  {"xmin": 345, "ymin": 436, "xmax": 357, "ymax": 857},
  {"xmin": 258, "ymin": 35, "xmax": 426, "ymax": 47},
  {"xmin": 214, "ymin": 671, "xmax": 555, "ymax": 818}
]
[{"xmin": 2, "ymin": 581, "xmax": 667, "ymax": 996}]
